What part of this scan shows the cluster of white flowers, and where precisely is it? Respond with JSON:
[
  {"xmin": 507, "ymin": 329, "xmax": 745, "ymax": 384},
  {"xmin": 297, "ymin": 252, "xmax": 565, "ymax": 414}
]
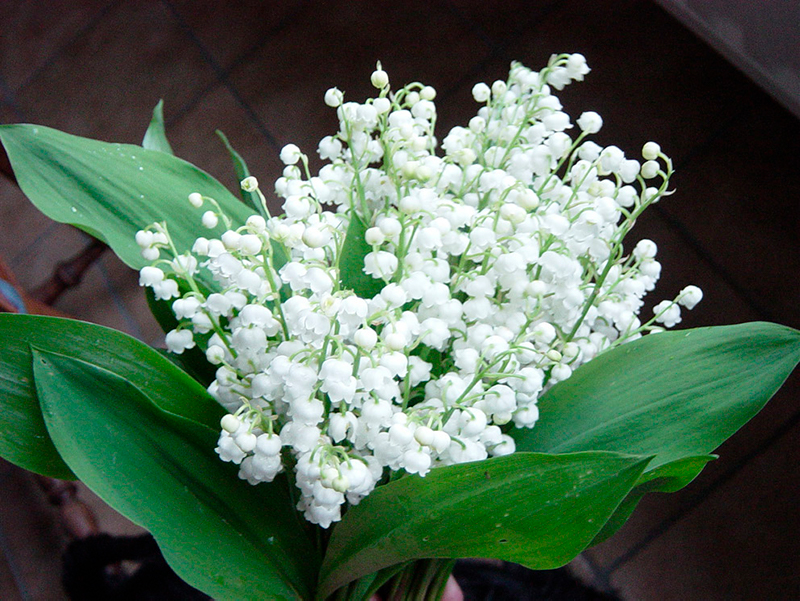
[{"xmin": 137, "ymin": 54, "xmax": 702, "ymax": 528}]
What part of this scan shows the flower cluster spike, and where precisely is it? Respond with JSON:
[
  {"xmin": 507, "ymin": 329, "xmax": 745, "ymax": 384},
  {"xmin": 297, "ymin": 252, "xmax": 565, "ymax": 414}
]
[{"xmin": 137, "ymin": 54, "xmax": 701, "ymax": 528}]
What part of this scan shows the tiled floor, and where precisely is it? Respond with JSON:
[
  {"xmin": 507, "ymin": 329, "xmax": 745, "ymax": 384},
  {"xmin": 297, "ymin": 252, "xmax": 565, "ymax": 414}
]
[{"xmin": 1, "ymin": 1, "xmax": 799, "ymax": 599}]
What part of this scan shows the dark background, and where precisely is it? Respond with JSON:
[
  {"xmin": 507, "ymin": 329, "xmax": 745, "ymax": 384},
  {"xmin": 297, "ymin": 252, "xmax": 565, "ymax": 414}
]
[{"xmin": 1, "ymin": 1, "xmax": 799, "ymax": 598}]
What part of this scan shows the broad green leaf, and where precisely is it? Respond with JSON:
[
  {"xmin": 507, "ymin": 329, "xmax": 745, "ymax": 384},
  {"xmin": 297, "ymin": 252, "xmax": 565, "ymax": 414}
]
[
  {"xmin": 0, "ymin": 124, "xmax": 252, "ymax": 280},
  {"xmin": 318, "ymin": 451, "xmax": 650, "ymax": 598},
  {"xmin": 0, "ymin": 314, "xmax": 222, "ymax": 478},
  {"xmin": 589, "ymin": 454, "xmax": 715, "ymax": 546},
  {"xmin": 513, "ymin": 322, "xmax": 800, "ymax": 469},
  {"xmin": 142, "ymin": 100, "xmax": 174, "ymax": 155},
  {"xmin": 33, "ymin": 349, "xmax": 317, "ymax": 601},
  {"xmin": 216, "ymin": 129, "xmax": 260, "ymax": 211},
  {"xmin": 339, "ymin": 213, "xmax": 383, "ymax": 299}
]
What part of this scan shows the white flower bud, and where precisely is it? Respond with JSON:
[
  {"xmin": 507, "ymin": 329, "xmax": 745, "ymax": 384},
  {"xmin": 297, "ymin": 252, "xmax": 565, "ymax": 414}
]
[
  {"xmin": 202, "ymin": 211, "xmax": 218, "ymax": 229},
  {"xmin": 246, "ymin": 215, "xmax": 266, "ymax": 233},
  {"xmin": 499, "ymin": 203, "xmax": 526, "ymax": 224},
  {"xmin": 188, "ymin": 192, "xmax": 203, "ymax": 208},
  {"xmin": 472, "ymin": 82, "xmax": 491, "ymax": 103},
  {"xmin": 516, "ymin": 188, "xmax": 539, "ymax": 210},
  {"xmin": 546, "ymin": 349, "xmax": 563, "ymax": 362},
  {"xmin": 165, "ymin": 329, "xmax": 195, "ymax": 354},
  {"xmin": 206, "ymin": 345, "xmax": 226, "ymax": 365},
  {"xmin": 384, "ymin": 332, "xmax": 407, "ymax": 351},
  {"xmin": 139, "ymin": 266, "xmax": 164, "ymax": 287},
  {"xmin": 389, "ymin": 423, "xmax": 414, "ymax": 446},
  {"xmin": 491, "ymin": 80, "xmax": 507, "ymax": 98},
  {"xmin": 324, "ymin": 87, "xmax": 343, "ymax": 107},
  {"xmin": 256, "ymin": 433, "xmax": 282, "ymax": 456},
  {"xmin": 370, "ymin": 66, "xmax": 389, "ymax": 89},
  {"xmin": 302, "ymin": 226, "xmax": 325, "ymax": 248},
  {"xmin": 240, "ymin": 234, "xmax": 263, "ymax": 255},
  {"xmin": 221, "ymin": 230, "xmax": 242, "ymax": 250},
  {"xmin": 678, "ymin": 285, "xmax": 703, "ymax": 310},
  {"xmin": 135, "ymin": 230, "xmax": 153, "ymax": 249},
  {"xmin": 414, "ymin": 425, "xmax": 435, "ymax": 446},
  {"xmin": 373, "ymin": 97, "xmax": 391, "ymax": 114},
  {"xmin": 241, "ymin": 176, "xmax": 259, "ymax": 192},
  {"xmin": 398, "ymin": 195, "xmax": 421, "ymax": 214},
  {"xmin": 280, "ymin": 144, "xmax": 302, "ymax": 165},
  {"xmin": 431, "ymin": 430, "xmax": 451, "ymax": 453},
  {"xmin": 469, "ymin": 116, "xmax": 485, "ymax": 133},
  {"xmin": 642, "ymin": 142, "xmax": 661, "ymax": 160},
  {"xmin": 576, "ymin": 111, "xmax": 603, "ymax": 134},
  {"xmin": 634, "ymin": 239, "xmax": 658, "ymax": 261},
  {"xmin": 365, "ymin": 227, "xmax": 385, "ymax": 245},
  {"xmin": 354, "ymin": 327, "xmax": 378, "ymax": 350},
  {"xmin": 331, "ymin": 475, "xmax": 350, "ymax": 493},
  {"xmin": 619, "ymin": 159, "xmax": 640, "ymax": 183},
  {"xmin": 641, "ymin": 160, "xmax": 660, "ymax": 179},
  {"xmin": 236, "ymin": 432, "xmax": 257, "ymax": 453},
  {"xmin": 220, "ymin": 414, "xmax": 240, "ymax": 433}
]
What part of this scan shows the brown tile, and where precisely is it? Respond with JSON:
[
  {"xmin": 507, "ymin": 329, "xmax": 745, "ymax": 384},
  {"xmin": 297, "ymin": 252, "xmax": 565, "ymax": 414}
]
[
  {"xmin": 579, "ymin": 206, "xmax": 800, "ymax": 573},
  {"xmin": 13, "ymin": 1, "xmax": 218, "ymax": 144},
  {"xmin": 585, "ymin": 370, "xmax": 800, "ymax": 571},
  {"xmin": 226, "ymin": 0, "xmax": 492, "ymax": 173},
  {"xmin": 628, "ymin": 209, "xmax": 763, "ymax": 329},
  {"xmin": 74, "ymin": 483, "xmax": 147, "ymax": 537},
  {"xmin": 657, "ymin": 100, "xmax": 800, "ymax": 329},
  {"xmin": 605, "ymin": 418, "xmax": 800, "ymax": 600},
  {"xmin": 445, "ymin": 0, "xmax": 565, "ymax": 41},
  {"xmin": 0, "ymin": 465, "xmax": 68, "ymax": 601},
  {"xmin": 9, "ymin": 223, "xmax": 91, "ymax": 292},
  {"xmin": 504, "ymin": 0, "xmax": 759, "ymax": 164},
  {"xmin": 0, "ymin": 177, "xmax": 75, "ymax": 276},
  {"xmin": 54, "ymin": 252, "xmax": 163, "ymax": 344},
  {"xmin": 169, "ymin": 0, "xmax": 308, "ymax": 70},
  {"xmin": 0, "ymin": 0, "xmax": 113, "ymax": 92},
  {"xmin": 167, "ymin": 86, "xmax": 285, "ymax": 214},
  {"xmin": 0, "ymin": 554, "xmax": 23, "ymax": 601}
]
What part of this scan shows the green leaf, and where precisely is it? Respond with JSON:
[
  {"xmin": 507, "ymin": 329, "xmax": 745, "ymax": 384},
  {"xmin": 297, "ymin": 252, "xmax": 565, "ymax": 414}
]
[
  {"xmin": 0, "ymin": 124, "xmax": 252, "ymax": 280},
  {"xmin": 33, "ymin": 349, "xmax": 317, "ymax": 600},
  {"xmin": 142, "ymin": 100, "xmax": 174, "ymax": 155},
  {"xmin": 513, "ymin": 322, "xmax": 800, "ymax": 469},
  {"xmin": 216, "ymin": 129, "xmax": 260, "ymax": 211},
  {"xmin": 339, "ymin": 213, "xmax": 383, "ymax": 299},
  {"xmin": 588, "ymin": 454, "xmax": 715, "ymax": 546},
  {"xmin": 343, "ymin": 563, "xmax": 411, "ymax": 601},
  {"xmin": 318, "ymin": 451, "xmax": 650, "ymax": 598},
  {"xmin": 0, "ymin": 313, "xmax": 222, "ymax": 478}
]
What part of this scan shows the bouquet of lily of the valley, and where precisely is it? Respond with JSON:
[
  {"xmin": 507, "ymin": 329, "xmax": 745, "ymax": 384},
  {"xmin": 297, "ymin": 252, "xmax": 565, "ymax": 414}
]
[{"xmin": 1, "ymin": 54, "xmax": 798, "ymax": 600}]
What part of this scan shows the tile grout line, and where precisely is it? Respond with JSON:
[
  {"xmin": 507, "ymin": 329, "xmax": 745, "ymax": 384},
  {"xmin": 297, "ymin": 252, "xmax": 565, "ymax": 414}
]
[
  {"xmin": 11, "ymin": 222, "xmax": 64, "ymax": 268},
  {"xmin": 595, "ymin": 96, "xmax": 799, "ymax": 583},
  {"xmin": 652, "ymin": 95, "xmax": 782, "ymax": 324},
  {"xmin": 0, "ymin": 75, "xmax": 26, "ymax": 123},
  {"xmin": 0, "ymin": 469, "xmax": 30, "ymax": 600},
  {"xmin": 438, "ymin": 0, "xmax": 504, "ymax": 54},
  {"xmin": 165, "ymin": 0, "xmax": 311, "ymax": 131},
  {"xmin": 96, "ymin": 255, "xmax": 146, "ymax": 341},
  {"xmin": 159, "ymin": 0, "xmax": 282, "ymax": 151},
  {"xmin": 13, "ymin": 0, "xmax": 125, "ymax": 96},
  {"xmin": 437, "ymin": 0, "xmax": 567, "ymax": 104},
  {"xmin": 598, "ymin": 398, "xmax": 800, "ymax": 582}
]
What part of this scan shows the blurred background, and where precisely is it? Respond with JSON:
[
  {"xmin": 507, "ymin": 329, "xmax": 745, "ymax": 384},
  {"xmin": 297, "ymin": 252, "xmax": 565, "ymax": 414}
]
[{"xmin": 1, "ymin": 0, "xmax": 799, "ymax": 598}]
